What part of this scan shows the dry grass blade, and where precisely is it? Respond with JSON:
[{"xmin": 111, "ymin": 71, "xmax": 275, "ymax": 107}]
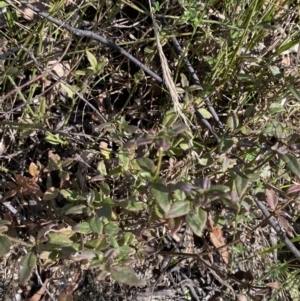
[{"xmin": 148, "ymin": 0, "xmax": 192, "ymax": 130}]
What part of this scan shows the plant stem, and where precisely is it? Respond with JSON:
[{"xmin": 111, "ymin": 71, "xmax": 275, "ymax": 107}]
[{"xmin": 154, "ymin": 150, "xmax": 163, "ymax": 179}]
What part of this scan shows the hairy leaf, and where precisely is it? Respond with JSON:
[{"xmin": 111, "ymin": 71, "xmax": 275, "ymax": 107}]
[
  {"xmin": 281, "ymin": 154, "xmax": 300, "ymax": 179},
  {"xmin": 111, "ymin": 266, "xmax": 146, "ymax": 286},
  {"xmin": 164, "ymin": 201, "xmax": 190, "ymax": 219},
  {"xmin": 19, "ymin": 252, "xmax": 36, "ymax": 286},
  {"xmin": 186, "ymin": 208, "xmax": 207, "ymax": 237},
  {"xmin": 150, "ymin": 182, "xmax": 170, "ymax": 213},
  {"xmin": 0, "ymin": 235, "xmax": 12, "ymax": 256}
]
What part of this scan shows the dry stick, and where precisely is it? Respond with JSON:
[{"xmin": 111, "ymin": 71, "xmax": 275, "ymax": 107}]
[
  {"xmin": 254, "ymin": 195, "xmax": 300, "ymax": 260},
  {"xmin": 17, "ymin": 1, "xmax": 162, "ymax": 81},
  {"xmin": 150, "ymin": 0, "xmax": 225, "ymax": 134},
  {"xmin": 15, "ymin": 1, "xmax": 220, "ymax": 142}
]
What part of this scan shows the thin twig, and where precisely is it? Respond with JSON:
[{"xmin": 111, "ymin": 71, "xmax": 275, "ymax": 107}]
[
  {"xmin": 35, "ymin": 266, "xmax": 57, "ymax": 301},
  {"xmin": 254, "ymin": 194, "xmax": 300, "ymax": 259},
  {"xmin": 14, "ymin": 0, "xmax": 163, "ymax": 83}
]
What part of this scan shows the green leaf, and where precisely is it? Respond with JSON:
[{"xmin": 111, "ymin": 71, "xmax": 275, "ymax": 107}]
[
  {"xmin": 70, "ymin": 250, "xmax": 97, "ymax": 261},
  {"xmin": 60, "ymin": 83, "xmax": 75, "ymax": 98},
  {"xmin": 118, "ymin": 150, "xmax": 130, "ymax": 171},
  {"xmin": 163, "ymin": 109, "xmax": 177, "ymax": 127},
  {"xmin": 237, "ymin": 73, "xmax": 255, "ymax": 82},
  {"xmin": 64, "ymin": 204, "xmax": 87, "ymax": 215},
  {"xmin": 269, "ymin": 103, "xmax": 285, "ymax": 114},
  {"xmin": 186, "ymin": 85, "xmax": 202, "ymax": 92},
  {"xmin": 104, "ymin": 222, "xmax": 120, "ymax": 235},
  {"xmin": 85, "ymin": 235, "xmax": 109, "ymax": 250},
  {"xmin": 186, "ymin": 208, "xmax": 207, "ymax": 237},
  {"xmin": 281, "ymin": 154, "xmax": 300, "ymax": 179},
  {"xmin": 43, "ymin": 187, "xmax": 59, "ymax": 201},
  {"xmin": 0, "ymin": 235, "xmax": 12, "ymax": 256},
  {"xmin": 96, "ymin": 203, "xmax": 112, "ymax": 219},
  {"xmin": 0, "ymin": 2, "xmax": 9, "ymax": 8},
  {"xmin": 19, "ymin": 252, "xmax": 36, "ymax": 286},
  {"xmin": 73, "ymin": 222, "xmax": 92, "ymax": 234},
  {"xmin": 206, "ymin": 185, "xmax": 230, "ymax": 200},
  {"xmin": 97, "ymin": 161, "xmax": 107, "ymax": 175},
  {"xmin": 226, "ymin": 112, "xmax": 239, "ymax": 131},
  {"xmin": 277, "ymin": 40, "xmax": 300, "ymax": 54},
  {"xmin": 155, "ymin": 136, "xmax": 171, "ymax": 151},
  {"xmin": 264, "ymin": 120, "xmax": 283, "ymax": 139},
  {"xmin": 153, "ymin": 204, "xmax": 165, "ymax": 219},
  {"xmin": 100, "ymin": 183, "xmax": 110, "ymax": 196},
  {"xmin": 288, "ymin": 85, "xmax": 300, "ymax": 102},
  {"xmin": 111, "ymin": 266, "xmax": 146, "ymax": 286},
  {"xmin": 115, "ymin": 245, "xmax": 133, "ymax": 261},
  {"xmin": 164, "ymin": 201, "xmax": 190, "ymax": 219},
  {"xmin": 268, "ymin": 65, "xmax": 282, "ymax": 79},
  {"xmin": 230, "ymin": 173, "xmax": 249, "ymax": 203},
  {"xmin": 119, "ymin": 197, "xmax": 143, "ymax": 211},
  {"xmin": 60, "ymin": 189, "xmax": 87, "ymax": 202},
  {"xmin": 219, "ymin": 138, "xmax": 234, "ymax": 153},
  {"xmin": 136, "ymin": 158, "xmax": 156, "ymax": 174},
  {"xmin": 44, "ymin": 132, "xmax": 66, "ymax": 146},
  {"xmin": 198, "ymin": 108, "xmax": 212, "ymax": 119},
  {"xmin": 199, "ymin": 154, "xmax": 213, "ymax": 166},
  {"xmin": 150, "ymin": 182, "xmax": 170, "ymax": 213},
  {"xmin": 123, "ymin": 232, "xmax": 135, "ymax": 245},
  {"xmin": 171, "ymin": 123, "xmax": 189, "ymax": 135},
  {"xmin": 180, "ymin": 73, "xmax": 189, "ymax": 87},
  {"xmin": 47, "ymin": 232, "xmax": 73, "ymax": 246},
  {"xmin": 86, "ymin": 50, "xmax": 97, "ymax": 71},
  {"xmin": 89, "ymin": 216, "xmax": 103, "ymax": 235}
]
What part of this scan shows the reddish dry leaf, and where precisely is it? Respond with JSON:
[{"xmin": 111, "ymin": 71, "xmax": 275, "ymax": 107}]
[
  {"xmin": 16, "ymin": 175, "xmax": 43, "ymax": 197},
  {"xmin": 58, "ymin": 293, "xmax": 73, "ymax": 301},
  {"xmin": 4, "ymin": 175, "xmax": 43, "ymax": 199},
  {"xmin": 236, "ymin": 295, "xmax": 247, "ymax": 301},
  {"xmin": 3, "ymin": 188, "xmax": 17, "ymax": 200},
  {"xmin": 28, "ymin": 279, "xmax": 49, "ymax": 301},
  {"xmin": 277, "ymin": 215, "xmax": 294, "ymax": 237},
  {"xmin": 265, "ymin": 188, "xmax": 278, "ymax": 210},
  {"xmin": 208, "ymin": 218, "xmax": 229, "ymax": 264},
  {"xmin": 286, "ymin": 184, "xmax": 300, "ymax": 195},
  {"xmin": 169, "ymin": 217, "xmax": 183, "ymax": 239}
]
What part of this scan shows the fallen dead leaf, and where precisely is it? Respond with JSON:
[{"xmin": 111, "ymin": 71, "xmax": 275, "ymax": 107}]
[
  {"xmin": 0, "ymin": 136, "xmax": 6, "ymax": 155},
  {"xmin": 28, "ymin": 278, "xmax": 49, "ymax": 301},
  {"xmin": 58, "ymin": 292, "xmax": 73, "ymax": 301},
  {"xmin": 208, "ymin": 217, "xmax": 229, "ymax": 264},
  {"xmin": 266, "ymin": 281, "xmax": 280, "ymax": 289},
  {"xmin": 236, "ymin": 295, "xmax": 247, "ymax": 301},
  {"xmin": 28, "ymin": 162, "xmax": 40, "ymax": 177},
  {"xmin": 19, "ymin": 1, "xmax": 48, "ymax": 20}
]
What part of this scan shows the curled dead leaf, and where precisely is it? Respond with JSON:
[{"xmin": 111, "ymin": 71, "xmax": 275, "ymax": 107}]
[
  {"xmin": 266, "ymin": 281, "xmax": 280, "ymax": 289},
  {"xmin": 208, "ymin": 217, "xmax": 229, "ymax": 264},
  {"xmin": 236, "ymin": 295, "xmax": 247, "ymax": 301},
  {"xmin": 28, "ymin": 162, "xmax": 40, "ymax": 177}
]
